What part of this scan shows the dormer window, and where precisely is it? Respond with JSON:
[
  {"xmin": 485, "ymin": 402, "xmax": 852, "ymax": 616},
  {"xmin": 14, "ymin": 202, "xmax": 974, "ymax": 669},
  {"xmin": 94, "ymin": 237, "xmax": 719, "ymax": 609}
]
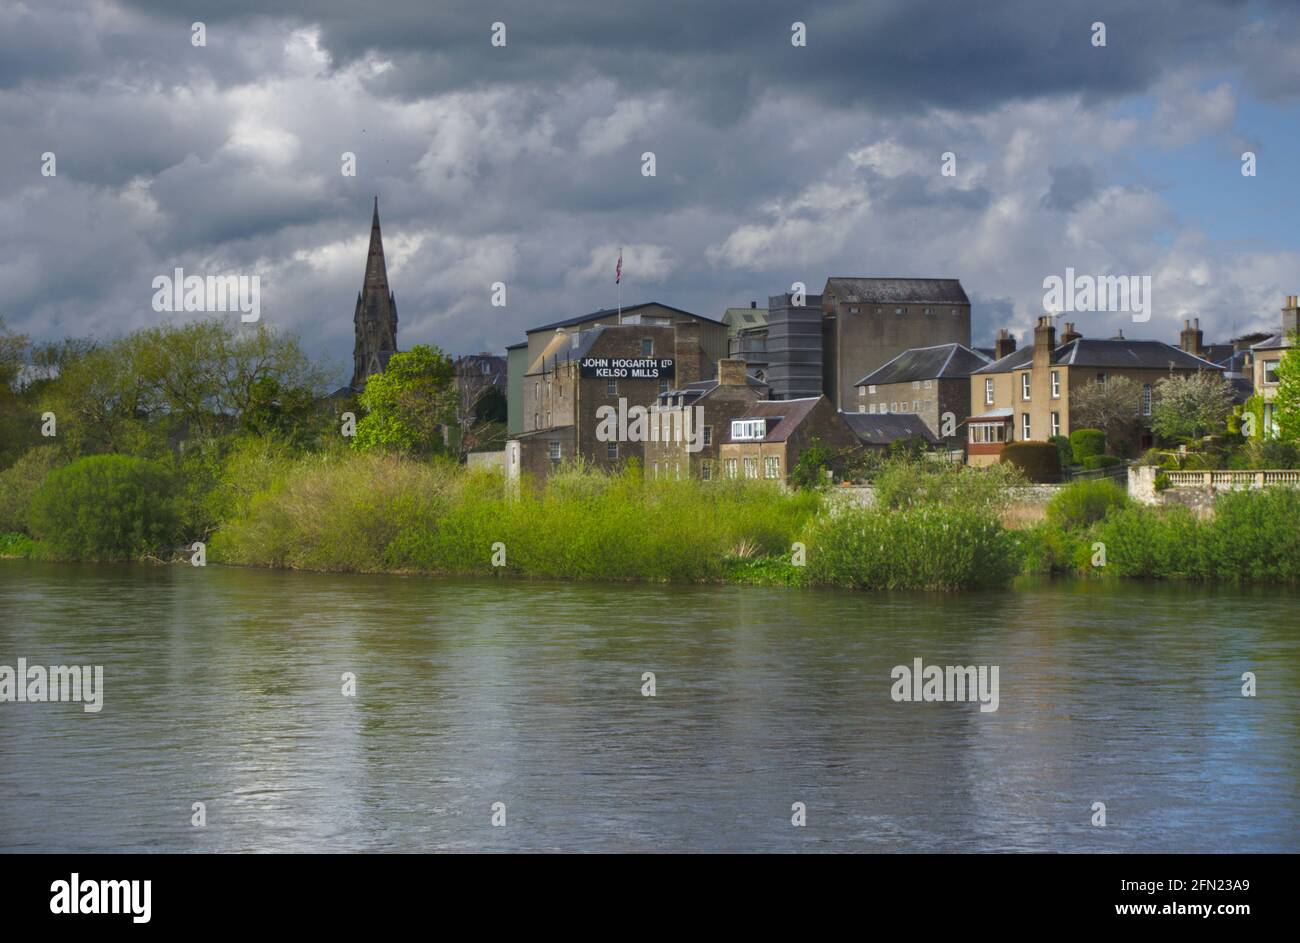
[{"xmin": 731, "ymin": 419, "xmax": 768, "ymax": 441}]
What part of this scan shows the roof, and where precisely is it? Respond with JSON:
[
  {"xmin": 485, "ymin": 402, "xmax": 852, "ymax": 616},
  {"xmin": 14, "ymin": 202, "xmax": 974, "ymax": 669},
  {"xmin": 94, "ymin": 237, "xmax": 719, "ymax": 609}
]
[
  {"xmin": 1252, "ymin": 332, "xmax": 1294, "ymax": 351},
  {"xmin": 840, "ymin": 411, "xmax": 938, "ymax": 445},
  {"xmin": 505, "ymin": 341, "xmax": 527, "ymax": 350},
  {"xmin": 974, "ymin": 338, "xmax": 1223, "ymax": 374},
  {"xmin": 526, "ymin": 302, "xmax": 721, "ymax": 334},
  {"xmin": 727, "ymin": 397, "xmax": 821, "ymax": 443},
  {"xmin": 722, "ymin": 307, "xmax": 768, "ymax": 330},
  {"xmin": 855, "ymin": 343, "xmax": 991, "ymax": 386},
  {"xmin": 825, "ymin": 277, "xmax": 969, "ymax": 306},
  {"xmin": 965, "ymin": 407, "xmax": 1014, "ymax": 421},
  {"xmin": 655, "ymin": 373, "xmax": 766, "ymax": 403}
]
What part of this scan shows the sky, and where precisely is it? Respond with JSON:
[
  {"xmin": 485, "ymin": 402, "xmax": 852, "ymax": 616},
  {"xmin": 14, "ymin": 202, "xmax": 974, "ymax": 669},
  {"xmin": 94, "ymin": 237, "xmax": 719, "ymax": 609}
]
[{"xmin": 4, "ymin": 0, "xmax": 1300, "ymax": 386}]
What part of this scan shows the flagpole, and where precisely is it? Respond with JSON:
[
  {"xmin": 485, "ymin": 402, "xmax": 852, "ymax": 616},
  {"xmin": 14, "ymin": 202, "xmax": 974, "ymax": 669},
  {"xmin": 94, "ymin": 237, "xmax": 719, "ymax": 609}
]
[{"xmin": 617, "ymin": 246, "xmax": 623, "ymax": 322}]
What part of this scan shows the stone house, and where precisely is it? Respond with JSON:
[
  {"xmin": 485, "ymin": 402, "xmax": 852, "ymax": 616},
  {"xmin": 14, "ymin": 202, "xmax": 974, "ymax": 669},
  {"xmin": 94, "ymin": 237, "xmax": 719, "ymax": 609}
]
[
  {"xmin": 1252, "ymin": 296, "xmax": 1298, "ymax": 437},
  {"xmin": 966, "ymin": 317, "xmax": 1223, "ymax": 466},
  {"xmin": 717, "ymin": 395, "xmax": 859, "ymax": 482},
  {"xmin": 643, "ymin": 358, "xmax": 768, "ymax": 481},
  {"xmin": 853, "ymin": 343, "xmax": 991, "ymax": 446}
]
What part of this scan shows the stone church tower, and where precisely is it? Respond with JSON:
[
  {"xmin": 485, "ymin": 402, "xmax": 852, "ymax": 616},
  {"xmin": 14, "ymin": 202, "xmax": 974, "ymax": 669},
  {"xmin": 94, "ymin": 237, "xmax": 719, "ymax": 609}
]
[{"xmin": 351, "ymin": 197, "xmax": 399, "ymax": 391}]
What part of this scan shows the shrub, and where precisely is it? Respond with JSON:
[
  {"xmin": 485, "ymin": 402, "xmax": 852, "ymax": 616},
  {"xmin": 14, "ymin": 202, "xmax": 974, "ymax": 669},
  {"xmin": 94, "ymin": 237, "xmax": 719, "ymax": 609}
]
[
  {"xmin": 0, "ymin": 446, "xmax": 63, "ymax": 534},
  {"xmin": 802, "ymin": 505, "xmax": 1020, "ymax": 590},
  {"xmin": 1081, "ymin": 454, "xmax": 1123, "ymax": 470},
  {"xmin": 872, "ymin": 458, "xmax": 1023, "ymax": 514},
  {"xmin": 1000, "ymin": 442, "xmax": 1061, "ymax": 482},
  {"xmin": 1154, "ymin": 472, "xmax": 1171, "ymax": 492},
  {"xmin": 28, "ymin": 454, "xmax": 181, "ymax": 560},
  {"xmin": 1045, "ymin": 479, "xmax": 1129, "ymax": 531},
  {"xmin": 1017, "ymin": 521, "xmax": 1089, "ymax": 575},
  {"xmin": 1069, "ymin": 428, "xmax": 1107, "ymax": 463},
  {"xmin": 1049, "ymin": 434, "xmax": 1074, "ymax": 467},
  {"xmin": 1095, "ymin": 505, "xmax": 1202, "ymax": 579}
]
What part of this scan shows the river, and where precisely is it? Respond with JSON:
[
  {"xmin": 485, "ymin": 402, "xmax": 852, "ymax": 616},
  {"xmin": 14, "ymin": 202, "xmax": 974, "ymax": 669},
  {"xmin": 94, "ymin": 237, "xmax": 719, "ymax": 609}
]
[{"xmin": 1, "ymin": 560, "xmax": 1296, "ymax": 852}]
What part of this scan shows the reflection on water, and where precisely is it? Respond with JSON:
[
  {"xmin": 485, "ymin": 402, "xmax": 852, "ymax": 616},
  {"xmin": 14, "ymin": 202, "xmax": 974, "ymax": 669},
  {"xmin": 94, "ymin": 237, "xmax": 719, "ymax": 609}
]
[{"xmin": 0, "ymin": 560, "xmax": 1296, "ymax": 852}]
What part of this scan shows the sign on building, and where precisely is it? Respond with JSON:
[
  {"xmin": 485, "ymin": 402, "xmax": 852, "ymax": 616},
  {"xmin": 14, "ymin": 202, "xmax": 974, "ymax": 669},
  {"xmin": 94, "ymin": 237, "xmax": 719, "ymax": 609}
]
[{"xmin": 579, "ymin": 357, "xmax": 675, "ymax": 379}]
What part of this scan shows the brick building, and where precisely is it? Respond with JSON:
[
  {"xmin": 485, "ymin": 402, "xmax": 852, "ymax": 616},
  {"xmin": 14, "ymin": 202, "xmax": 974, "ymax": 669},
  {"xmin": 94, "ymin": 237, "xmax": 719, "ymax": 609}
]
[{"xmin": 506, "ymin": 316, "xmax": 712, "ymax": 483}]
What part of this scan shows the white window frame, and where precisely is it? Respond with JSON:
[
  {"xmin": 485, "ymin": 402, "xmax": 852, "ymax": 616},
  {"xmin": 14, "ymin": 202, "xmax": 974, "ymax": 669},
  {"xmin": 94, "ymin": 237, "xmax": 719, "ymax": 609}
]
[
  {"xmin": 1021, "ymin": 413, "xmax": 1031, "ymax": 440},
  {"xmin": 985, "ymin": 378, "xmax": 994, "ymax": 405},
  {"xmin": 549, "ymin": 441, "xmax": 562, "ymax": 461},
  {"xmin": 1021, "ymin": 373, "xmax": 1031, "ymax": 400},
  {"xmin": 1050, "ymin": 412, "xmax": 1060, "ymax": 437},
  {"xmin": 1050, "ymin": 370, "xmax": 1060, "ymax": 398}
]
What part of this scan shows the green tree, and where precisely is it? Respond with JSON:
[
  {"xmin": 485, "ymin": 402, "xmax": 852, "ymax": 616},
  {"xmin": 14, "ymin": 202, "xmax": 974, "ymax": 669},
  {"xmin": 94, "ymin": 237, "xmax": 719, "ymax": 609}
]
[
  {"xmin": 1273, "ymin": 339, "xmax": 1300, "ymax": 442},
  {"xmin": 28, "ymin": 454, "xmax": 180, "ymax": 559},
  {"xmin": 353, "ymin": 345, "xmax": 457, "ymax": 455},
  {"xmin": 1150, "ymin": 372, "xmax": 1234, "ymax": 441}
]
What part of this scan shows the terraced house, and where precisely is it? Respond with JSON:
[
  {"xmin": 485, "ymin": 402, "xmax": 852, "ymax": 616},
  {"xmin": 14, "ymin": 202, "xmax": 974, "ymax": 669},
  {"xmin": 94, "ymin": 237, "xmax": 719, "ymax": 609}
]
[
  {"xmin": 853, "ymin": 342, "xmax": 991, "ymax": 446},
  {"xmin": 966, "ymin": 316, "xmax": 1223, "ymax": 466}
]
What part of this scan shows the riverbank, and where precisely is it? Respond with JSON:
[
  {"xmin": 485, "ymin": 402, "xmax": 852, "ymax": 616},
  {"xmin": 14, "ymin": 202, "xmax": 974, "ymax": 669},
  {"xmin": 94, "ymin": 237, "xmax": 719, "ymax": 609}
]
[{"xmin": 4, "ymin": 447, "xmax": 1298, "ymax": 588}]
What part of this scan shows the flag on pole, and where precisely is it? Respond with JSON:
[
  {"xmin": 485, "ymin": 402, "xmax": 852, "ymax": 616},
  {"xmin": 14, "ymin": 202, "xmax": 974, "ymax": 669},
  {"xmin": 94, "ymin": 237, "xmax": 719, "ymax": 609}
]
[{"xmin": 615, "ymin": 248, "xmax": 622, "ymax": 284}]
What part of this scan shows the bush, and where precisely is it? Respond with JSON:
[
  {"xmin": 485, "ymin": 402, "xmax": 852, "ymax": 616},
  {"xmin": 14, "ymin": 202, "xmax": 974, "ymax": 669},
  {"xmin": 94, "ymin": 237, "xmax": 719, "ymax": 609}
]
[
  {"xmin": 872, "ymin": 458, "xmax": 1023, "ymax": 514},
  {"xmin": 1017, "ymin": 521, "xmax": 1089, "ymax": 575},
  {"xmin": 1081, "ymin": 454, "xmax": 1123, "ymax": 470},
  {"xmin": 1049, "ymin": 434, "xmax": 1074, "ymax": 467},
  {"xmin": 802, "ymin": 505, "xmax": 1020, "ymax": 590},
  {"xmin": 28, "ymin": 454, "xmax": 181, "ymax": 560},
  {"xmin": 1069, "ymin": 428, "xmax": 1107, "ymax": 463},
  {"xmin": 1000, "ymin": 442, "xmax": 1061, "ymax": 482},
  {"xmin": 1045, "ymin": 479, "xmax": 1129, "ymax": 531},
  {"xmin": 0, "ymin": 446, "xmax": 63, "ymax": 534}
]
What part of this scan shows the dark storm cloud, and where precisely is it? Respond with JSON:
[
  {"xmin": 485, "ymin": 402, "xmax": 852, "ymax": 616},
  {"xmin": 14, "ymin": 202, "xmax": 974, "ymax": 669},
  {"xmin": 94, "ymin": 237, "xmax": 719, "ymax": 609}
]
[{"xmin": 4, "ymin": 0, "xmax": 1300, "ymax": 381}]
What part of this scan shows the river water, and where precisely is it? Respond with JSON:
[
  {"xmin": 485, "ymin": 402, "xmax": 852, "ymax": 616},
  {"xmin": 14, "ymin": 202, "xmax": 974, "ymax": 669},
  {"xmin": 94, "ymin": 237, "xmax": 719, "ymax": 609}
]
[{"xmin": 0, "ymin": 560, "xmax": 1295, "ymax": 852}]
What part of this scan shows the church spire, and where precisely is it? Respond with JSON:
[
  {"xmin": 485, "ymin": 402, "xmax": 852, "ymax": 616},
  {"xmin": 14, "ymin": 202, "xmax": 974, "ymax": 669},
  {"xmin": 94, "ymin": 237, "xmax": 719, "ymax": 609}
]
[{"xmin": 351, "ymin": 196, "xmax": 399, "ymax": 391}]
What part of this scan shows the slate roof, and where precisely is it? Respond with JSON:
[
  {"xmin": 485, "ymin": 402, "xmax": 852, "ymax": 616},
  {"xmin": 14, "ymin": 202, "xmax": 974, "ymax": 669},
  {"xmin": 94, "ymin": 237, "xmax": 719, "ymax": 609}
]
[
  {"xmin": 727, "ymin": 397, "xmax": 821, "ymax": 443},
  {"xmin": 1252, "ymin": 332, "xmax": 1294, "ymax": 351},
  {"xmin": 855, "ymin": 343, "xmax": 991, "ymax": 386},
  {"xmin": 526, "ymin": 302, "xmax": 721, "ymax": 334},
  {"xmin": 825, "ymin": 277, "xmax": 969, "ymax": 306},
  {"xmin": 840, "ymin": 411, "xmax": 938, "ymax": 445},
  {"xmin": 722, "ymin": 307, "xmax": 768, "ymax": 330},
  {"xmin": 974, "ymin": 338, "xmax": 1223, "ymax": 374}
]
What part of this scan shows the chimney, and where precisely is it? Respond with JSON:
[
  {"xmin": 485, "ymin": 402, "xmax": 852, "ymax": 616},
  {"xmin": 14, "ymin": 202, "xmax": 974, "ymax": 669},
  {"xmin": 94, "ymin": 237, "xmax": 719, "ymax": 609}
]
[
  {"xmin": 673, "ymin": 320, "xmax": 703, "ymax": 387},
  {"xmin": 994, "ymin": 328, "xmax": 1017, "ymax": 360},
  {"xmin": 1179, "ymin": 317, "xmax": 1204, "ymax": 356},
  {"xmin": 717, "ymin": 358, "xmax": 748, "ymax": 387},
  {"xmin": 1060, "ymin": 321, "xmax": 1082, "ymax": 345},
  {"xmin": 1033, "ymin": 315, "xmax": 1056, "ymax": 370},
  {"xmin": 1283, "ymin": 295, "xmax": 1299, "ymax": 337}
]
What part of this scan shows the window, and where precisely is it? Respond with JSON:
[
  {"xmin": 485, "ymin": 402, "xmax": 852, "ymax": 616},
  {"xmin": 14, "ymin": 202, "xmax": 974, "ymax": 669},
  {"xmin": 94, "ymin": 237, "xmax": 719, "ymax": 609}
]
[
  {"xmin": 923, "ymin": 307, "xmax": 933, "ymax": 315},
  {"xmin": 1021, "ymin": 373, "xmax": 1031, "ymax": 400},
  {"xmin": 703, "ymin": 426, "xmax": 712, "ymax": 447},
  {"xmin": 951, "ymin": 308, "xmax": 960, "ymax": 317},
  {"xmin": 743, "ymin": 456, "xmax": 758, "ymax": 478},
  {"xmin": 912, "ymin": 380, "xmax": 920, "ymax": 390},
  {"xmin": 1050, "ymin": 370, "xmax": 1060, "ymax": 398},
  {"xmin": 675, "ymin": 463, "xmax": 681, "ymax": 480},
  {"xmin": 1051, "ymin": 412, "xmax": 1060, "ymax": 437},
  {"xmin": 1021, "ymin": 413, "xmax": 1031, "ymax": 440},
  {"xmin": 549, "ymin": 441, "xmax": 561, "ymax": 461},
  {"xmin": 969, "ymin": 423, "xmax": 1007, "ymax": 444},
  {"xmin": 607, "ymin": 442, "xmax": 618, "ymax": 460},
  {"xmin": 849, "ymin": 306, "xmax": 859, "ymax": 314},
  {"xmin": 659, "ymin": 378, "xmax": 669, "ymax": 393},
  {"xmin": 912, "ymin": 400, "xmax": 920, "ymax": 411},
  {"xmin": 725, "ymin": 458, "xmax": 738, "ymax": 479},
  {"xmin": 641, "ymin": 338, "xmax": 653, "ymax": 356},
  {"xmin": 606, "ymin": 379, "xmax": 617, "ymax": 395},
  {"xmin": 731, "ymin": 419, "xmax": 767, "ymax": 441},
  {"xmin": 764, "ymin": 456, "xmax": 780, "ymax": 478},
  {"xmin": 1142, "ymin": 384, "xmax": 1152, "ymax": 416},
  {"xmin": 924, "ymin": 379, "xmax": 932, "ymax": 389},
  {"xmin": 985, "ymin": 378, "xmax": 994, "ymax": 405},
  {"xmin": 894, "ymin": 307, "xmax": 905, "ymax": 315},
  {"xmin": 701, "ymin": 461, "xmax": 712, "ymax": 481},
  {"xmin": 890, "ymin": 402, "xmax": 897, "ymax": 412},
  {"xmin": 858, "ymin": 386, "xmax": 866, "ymax": 398},
  {"xmin": 868, "ymin": 385, "xmax": 877, "ymax": 394},
  {"xmin": 1265, "ymin": 360, "xmax": 1280, "ymax": 384},
  {"xmin": 1096, "ymin": 372, "xmax": 1108, "ymax": 383},
  {"xmin": 869, "ymin": 404, "xmax": 877, "ymax": 414}
]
